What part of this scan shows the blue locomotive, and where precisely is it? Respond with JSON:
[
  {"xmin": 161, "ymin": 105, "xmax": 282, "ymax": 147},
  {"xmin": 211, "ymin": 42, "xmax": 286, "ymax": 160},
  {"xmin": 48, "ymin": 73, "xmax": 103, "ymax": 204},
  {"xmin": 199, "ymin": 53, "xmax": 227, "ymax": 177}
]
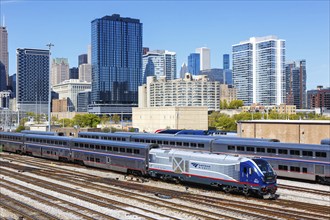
[{"xmin": 0, "ymin": 131, "xmax": 277, "ymax": 198}]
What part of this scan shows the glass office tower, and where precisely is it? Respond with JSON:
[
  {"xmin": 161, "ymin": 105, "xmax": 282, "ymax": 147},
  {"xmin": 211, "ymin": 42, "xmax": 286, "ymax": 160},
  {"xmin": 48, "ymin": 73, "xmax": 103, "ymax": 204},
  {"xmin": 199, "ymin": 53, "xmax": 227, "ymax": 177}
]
[
  {"xmin": 188, "ymin": 53, "xmax": 200, "ymax": 75},
  {"xmin": 90, "ymin": 14, "xmax": 142, "ymax": 115}
]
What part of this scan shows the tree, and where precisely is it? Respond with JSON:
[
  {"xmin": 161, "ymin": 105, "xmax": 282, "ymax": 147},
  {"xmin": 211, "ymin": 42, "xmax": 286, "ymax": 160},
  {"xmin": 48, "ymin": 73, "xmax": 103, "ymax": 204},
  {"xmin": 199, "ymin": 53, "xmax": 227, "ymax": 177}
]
[
  {"xmin": 112, "ymin": 114, "xmax": 121, "ymax": 124},
  {"xmin": 15, "ymin": 125, "xmax": 26, "ymax": 132},
  {"xmin": 228, "ymin": 100, "xmax": 244, "ymax": 109},
  {"xmin": 72, "ymin": 114, "xmax": 100, "ymax": 128},
  {"xmin": 100, "ymin": 114, "xmax": 110, "ymax": 127},
  {"xmin": 62, "ymin": 118, "xmax": 73, "ymax": 127}
]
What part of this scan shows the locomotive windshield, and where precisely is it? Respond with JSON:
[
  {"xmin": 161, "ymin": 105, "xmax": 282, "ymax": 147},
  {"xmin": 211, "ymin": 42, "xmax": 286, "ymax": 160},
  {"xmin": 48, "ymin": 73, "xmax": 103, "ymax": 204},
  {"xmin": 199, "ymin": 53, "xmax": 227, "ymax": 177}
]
[{"xmin": 252, "ymin": 159, "xmax": 275, "ymax": 175}]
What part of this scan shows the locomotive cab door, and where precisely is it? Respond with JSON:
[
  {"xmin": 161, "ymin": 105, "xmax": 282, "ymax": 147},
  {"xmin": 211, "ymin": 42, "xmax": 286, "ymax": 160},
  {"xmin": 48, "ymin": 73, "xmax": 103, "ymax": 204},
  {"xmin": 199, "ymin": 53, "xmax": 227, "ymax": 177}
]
[{"xmin": 240, "ymin": 164, "xmax": 256, "ymax": 183}]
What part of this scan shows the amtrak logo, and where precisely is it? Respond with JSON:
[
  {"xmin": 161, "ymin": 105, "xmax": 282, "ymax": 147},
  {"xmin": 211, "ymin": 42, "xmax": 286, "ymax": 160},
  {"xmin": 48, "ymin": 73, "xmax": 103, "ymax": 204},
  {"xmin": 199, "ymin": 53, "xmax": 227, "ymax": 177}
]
[
  {"xmin": 191, "ymin": 162, "xmax": 199, "ymax": 168},
  {"xmin": 191, "ymin": 162, "xmax": 211, "ymax": 170}
]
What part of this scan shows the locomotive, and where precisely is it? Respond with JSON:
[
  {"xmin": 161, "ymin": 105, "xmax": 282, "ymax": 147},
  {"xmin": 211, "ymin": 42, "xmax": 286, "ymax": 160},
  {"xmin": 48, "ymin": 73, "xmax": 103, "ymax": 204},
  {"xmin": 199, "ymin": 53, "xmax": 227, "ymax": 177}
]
[{"xmin": 0, "ymin": 131, "xmax": 277, "ymax": 198}]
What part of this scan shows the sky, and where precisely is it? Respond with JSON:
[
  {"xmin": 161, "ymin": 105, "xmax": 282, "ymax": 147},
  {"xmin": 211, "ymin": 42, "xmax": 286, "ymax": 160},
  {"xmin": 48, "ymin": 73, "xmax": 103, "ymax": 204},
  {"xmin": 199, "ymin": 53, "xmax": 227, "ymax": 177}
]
[{"xmin": 1, "ymin": 0, "xmax": 329, "ymax": 90}]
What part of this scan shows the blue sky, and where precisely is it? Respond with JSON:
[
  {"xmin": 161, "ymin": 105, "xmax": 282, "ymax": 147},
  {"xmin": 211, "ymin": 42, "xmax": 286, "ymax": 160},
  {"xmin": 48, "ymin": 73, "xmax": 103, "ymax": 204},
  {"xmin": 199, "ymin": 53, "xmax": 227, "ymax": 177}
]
[{"xmin": 1, "ymin": 0, "xmax": 329, "ymax": 90}]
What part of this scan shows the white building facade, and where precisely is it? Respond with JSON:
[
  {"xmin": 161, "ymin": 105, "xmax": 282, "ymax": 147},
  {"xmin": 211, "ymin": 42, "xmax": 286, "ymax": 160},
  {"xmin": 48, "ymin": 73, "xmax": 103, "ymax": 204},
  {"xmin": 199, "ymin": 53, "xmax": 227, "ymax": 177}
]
[
  {"xmin": 52, "ymin": 79, "xmax": 91, "ymax": 112},
  {"xmin": 139, "ymin": 73, "xmax": 220, "ymax": 111},
  {"xmin": 196, "ymin": 47, "xmax": 211, "ymax": 70},
  {"xmin": 232, "ymin": 36, "xmax": 285, "ymax": 106}
]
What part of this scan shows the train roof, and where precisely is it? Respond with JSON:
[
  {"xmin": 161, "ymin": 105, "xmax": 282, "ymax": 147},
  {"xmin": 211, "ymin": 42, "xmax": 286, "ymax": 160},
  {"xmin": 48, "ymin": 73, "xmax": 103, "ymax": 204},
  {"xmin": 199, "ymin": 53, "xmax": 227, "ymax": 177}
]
[
  {"xmin": 24, "ymin": 134, "xmax": 72, "ymax": 141},
  {"xmin": 152, "ymin": 148, "xmax": 249, "ymax": 163},
  {"xmin": 72, "ymin": 137, "xmax": 154, "ymax": 149},
  {"xmin": 21, "ymin": 130, "xmax": 58, "ymax": 135},
  {"xmin": 0, "ymin": 132, "xmax": 25, "ymax": 137},
  {"xmin": 321, "ymin": 138, "xmax": 330, "ymax": 145},
  {"xmin": 213, "ymin": 138, "xmax": 330, "ymax": 151}
]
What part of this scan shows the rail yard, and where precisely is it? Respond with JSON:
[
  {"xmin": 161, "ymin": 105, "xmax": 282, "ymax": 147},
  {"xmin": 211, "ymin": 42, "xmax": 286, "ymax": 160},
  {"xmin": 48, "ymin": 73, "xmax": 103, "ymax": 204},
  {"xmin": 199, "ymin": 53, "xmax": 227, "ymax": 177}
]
[{"xmin": 1, "ymin": 152, "xmax": 329, "ymax": 220}]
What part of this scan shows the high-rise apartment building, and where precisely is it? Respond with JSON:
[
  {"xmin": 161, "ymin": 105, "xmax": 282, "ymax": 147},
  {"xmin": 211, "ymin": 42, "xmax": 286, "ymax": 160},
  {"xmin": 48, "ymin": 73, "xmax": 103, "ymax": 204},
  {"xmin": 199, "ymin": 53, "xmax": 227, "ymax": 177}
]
[
  {"xmin": 307, "ymin": 86, "xmax": 330, "ymax": 109},
  {"xmin": 0, "ymin": 26, "xmax": 9, "ymax": 91},
  {"xmin": 142, "ymin": 50, "xmax": 176, "ymax": 83},
  {"xmin": 51, "ymin": 58, "xmax": 69, "ymax": 86},
  {"xmin": 232, "ymin": 36, "xmax": 285, "ymax": 106},
  {"xmin": 285, "ymin": 60, "xmax": 306, "ymax": 109},
  {"xmin": 91, "ymin": 14, "xmax": 142, "ymax": 115},
  {"xmin": 8, "ymin": 73, "xmax": 16, "ymax": 98},
  {"xmin": 17, "ymin": 48, "xmax": 49, "ymax": 114},
  {"xmin": 139, "ymin": 73, "xmax": 220, "ymax": 111},
  {"xmin": 196, "ymin": 47, "xmax": 210, "ymax": 70},
  {"xmin": 188, "ymin": 53, "xmax": 200, "ymax": 75},
  {"xmin": 223, "ymin": 54, "xmax": 230, "ymax": 70}
]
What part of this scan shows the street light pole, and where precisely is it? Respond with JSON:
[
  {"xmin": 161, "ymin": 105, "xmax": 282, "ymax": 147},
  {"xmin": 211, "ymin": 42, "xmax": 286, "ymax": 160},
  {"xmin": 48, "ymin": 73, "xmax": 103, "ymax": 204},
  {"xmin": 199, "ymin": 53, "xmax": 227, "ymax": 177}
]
[{"xmin": 46, "ymin": 43, "xmax": 54, "ymax": 132}]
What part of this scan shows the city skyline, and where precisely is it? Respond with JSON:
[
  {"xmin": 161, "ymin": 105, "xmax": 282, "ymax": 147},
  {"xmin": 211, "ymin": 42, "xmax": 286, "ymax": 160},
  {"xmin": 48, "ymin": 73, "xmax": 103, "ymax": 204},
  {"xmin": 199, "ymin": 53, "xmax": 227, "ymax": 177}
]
[{"xmin": 1, "ymin": 0, "xmax": 329, "ymax": 90}]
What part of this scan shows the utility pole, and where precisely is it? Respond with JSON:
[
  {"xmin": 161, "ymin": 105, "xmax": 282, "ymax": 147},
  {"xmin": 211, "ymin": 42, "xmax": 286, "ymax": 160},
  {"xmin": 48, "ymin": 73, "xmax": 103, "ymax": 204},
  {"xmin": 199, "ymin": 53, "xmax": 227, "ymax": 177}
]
[{"xmin": 46, "ymin": 43, "xmax": 54, "ymax": 132}]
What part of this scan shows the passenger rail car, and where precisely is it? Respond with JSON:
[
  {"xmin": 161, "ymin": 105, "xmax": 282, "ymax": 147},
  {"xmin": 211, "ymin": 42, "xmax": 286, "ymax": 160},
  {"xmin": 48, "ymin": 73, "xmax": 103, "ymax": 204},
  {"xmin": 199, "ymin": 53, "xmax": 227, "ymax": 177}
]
[
  {"xmin": 321, "ymin": 138, "xmax": 330, "ymax": 145},
  {"xmin": 21, "ymin": 130, "xmax": 65, "ymax": 136},
  {"xmin": 0, "ymin": 131, "xmax": 277, "ymax": 198},
  {"xmin": 77, "ymin": 132, "xmax": 330, "ymax": 184}
]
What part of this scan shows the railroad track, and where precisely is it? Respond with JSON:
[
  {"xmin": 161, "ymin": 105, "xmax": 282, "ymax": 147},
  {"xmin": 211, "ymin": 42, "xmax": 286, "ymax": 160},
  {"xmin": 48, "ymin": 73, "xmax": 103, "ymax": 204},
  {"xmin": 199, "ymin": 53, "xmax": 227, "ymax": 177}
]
[
  {"xmin": 0, "ymin": 194, "xmax": 60, "ymax": 220},
  {"xmin": 1, "ymin": 153, "xmax": 329, "ymax": 220},
  {"xmin": 278, "ymin": 184, "xmax": 330, "ymax": 197}
]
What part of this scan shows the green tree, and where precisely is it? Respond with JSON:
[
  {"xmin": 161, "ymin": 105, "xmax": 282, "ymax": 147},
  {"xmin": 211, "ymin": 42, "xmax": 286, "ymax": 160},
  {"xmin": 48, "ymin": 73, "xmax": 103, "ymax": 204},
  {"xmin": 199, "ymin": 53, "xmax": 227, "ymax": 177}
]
[
  {"xmin": 228, "ymin": 100, "xmax": 244, "ymax": 109},
  {"xmin": 222, "ymin": 99, "xmax": 228, "ymax": 109},
  {"xmin": 62, "ymin": 118, "xmax": 73, "ymax": 127},
  {"xmin": 100, "ymin": 114, "xmax": 110, "ymax": 127},
  {"xmin": 214, "ymin": 114, "xmax": 236, "ymax": 131},
  {"xmin": 15, "ymin": 125, "xmax": 26, "ymax": 132},
  {"xmin": 112, "ymin": 114, "xmax": 121, "ymax": 124},
  {"xmin": 51, "ymin": 116, "xmax": 58, "ymax": 125}
]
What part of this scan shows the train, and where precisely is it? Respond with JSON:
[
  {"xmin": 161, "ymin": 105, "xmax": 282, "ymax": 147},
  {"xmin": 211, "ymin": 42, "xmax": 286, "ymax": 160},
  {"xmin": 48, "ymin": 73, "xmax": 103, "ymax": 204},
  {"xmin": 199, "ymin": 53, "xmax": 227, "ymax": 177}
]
[
  {"xmin": 77, "ymin": 131, "xmax": 330, "ymax": 184},
  {"xmin": 0, "ymin": 131, "xmax": 277, "ymax": 198}
]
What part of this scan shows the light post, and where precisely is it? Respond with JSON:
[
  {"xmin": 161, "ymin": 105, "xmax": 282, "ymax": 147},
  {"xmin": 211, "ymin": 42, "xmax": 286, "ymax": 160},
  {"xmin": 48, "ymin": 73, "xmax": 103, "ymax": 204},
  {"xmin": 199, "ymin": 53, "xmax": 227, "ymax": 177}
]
[{"xmin": 46, "ymin": 43, "xmax": 54, "ymax": 132}]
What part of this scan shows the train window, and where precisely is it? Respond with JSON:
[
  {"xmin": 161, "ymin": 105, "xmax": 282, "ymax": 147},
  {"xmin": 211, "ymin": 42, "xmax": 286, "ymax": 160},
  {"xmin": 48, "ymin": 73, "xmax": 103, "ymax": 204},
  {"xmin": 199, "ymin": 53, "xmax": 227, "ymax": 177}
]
[
  {"xmin": 75, "ymin": 143, "xmax": 78, "ymax": 147},
  {"xmin": 107, "ymin": 146, "xmax": 112, "ymax": 151},
  {"xmin": 85, "ymin": 144, "xmax": 89, "ymax": 148},
  {"xmin": 198, "ymin": 143, "xmax": 204, "ymax": 148},
  {"xmin": 228, "ymin": 145, "xmax": 235, "ymax": 151},
  {"xmin": 127, "ymin": 148, "xmax": 132, "ymax": 153},
  {"xmin": 141, "ymin": 139, "xmax": 146, "ymax": 143},
  {"xmin": 151, "ymin": 140, "xmax": 156, "ymax": 144},
  {"xmin": 47, "ymin": 151, "xmax": 50, "ymax": 154},
  {"xmin": 247, "ymin": 147, "xmax": 255, "ymax": 152},
  {"xmin": 243, "ymin": 167, "xmax": 247, "ymax": 174},
  {"xmin": 96, "ymin": 158, "xmax": 100, "ymax": 163},
  {"xmin": 90, "ymin": 157, "xmax": 95, "ymax": 162},
  {"xmin": 170, "ymin": 141, "xmax": 175, "ymax": 145},
  {"xmin": 121, "ymin": 138, "xmax": 125, "ymax": 141},
  {"xmin": 101, "ymin": 146, "xmax": 106, "ymax": 150},
  {"xmin": 176, "ymin": 142, "xmax": 182, "ymax": 146},
  {"xmin": 146, "ymin": 140, "xmax": 151, "ymax": 143},
  {"xmin": 279, "ymin": 165, "xmax": 288, "ymax": 171},
  {"xmin": 290, "ymin": 150, "xmax": 300, "ymax": 156},
  {"xmin": 133, "ymin": 149, "xmax": 140, "ymax": 154},
  {"xmin": 290, "ymin": 166, "xmax": 300, "ymax": 172},
  {"xmin": 316, "ymin": 152, "xmax": 327, "ymax": 158},
  {"xmin": 96, "ymin": 145, "xmax": 100, "ymax": 150},
  {"xmin": 134, "ymin": 139, "xmax": 139, "ymax": 142},
  {"xmin": 257, "ymin": 148, "xmax": 265, "ymax": 153},
  {"xmin": 80, "ymin": 143, "xmax": 84, "ymax": 148},
  {"xmin": 63, "ymin": 142, "xmax": 67, "ymax": 146},
  {"xmin": 58, "ymin": 141, "xmax": 62, "ymax": 145},
  {"xmin": 120, "ymin": 148, "xmax": 125, "ymax": 153},
  {"xmin": 183, "ymin": 142, "xmax": 189, "ymax": 147},
  {"xmin": 278, "ymin": 149, "xmax": 288, "ymax": 154},
  {"xmin": 116, "ymin": 137, "xmax": 121, "ymax": 141},
  {"xmin": 191, "ymin": 143, "xmax": 197, "ymax": 147},
  {"xmin": 302, "ymin": 168, "xmax": 307, "ymax": 173},
  {"xmin": 164, "ymin": 141, "xmax": 169, "ymax": 145},
  {"xmin": 302, "ymin": 151, "xmax": 313, "ymax": 157},
  {"xmin": 249, "ymin": 168, "xmax": 252, "ymax": 175},
  {"xmin": 267, "ymin": 148, "xmax": 276, "ymax": 154},
  {"xmin": 87, "ymin": 157, "xmax": 89, "ymax": 160},
  {"xmin": 157, "ymin": 140, "xmax": 162, "ymax": 144},
  {"xmin": 55, "ymin": 141, "xmax": 58, "ymax": 145},
  {"xmin": 90, "ymin": 144, "xmax": 94, "ymax": 149},
  {"xmin": 54, "ymin": 152, "xmax": 56, "ymax": 155},
  {"xmin": 237, "ymin": 146, "xmax": 245, "ymax": 151},
  {"xmin": 113, "ymin": 147, "xmax": 118, "ymax": 152}
]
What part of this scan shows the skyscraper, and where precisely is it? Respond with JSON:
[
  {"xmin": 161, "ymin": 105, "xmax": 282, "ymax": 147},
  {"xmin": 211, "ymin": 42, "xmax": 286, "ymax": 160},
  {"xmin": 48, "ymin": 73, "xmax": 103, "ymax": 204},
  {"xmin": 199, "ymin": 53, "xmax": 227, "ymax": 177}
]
[
  {"xmin": 223, "ymin": 54, "xmax": 230, "ymax": 70},
  {"xmin": 142, "ymin": 50, "xmax": 176, "ymax": 83},
  {"xmin": 17, "ymin": 48, "xmax": 49, "ymax": 114},
  {"xmin": 51, "ymin": 58, "xmax": 69, "ymax": 86},
  {"xmin": 0, "ymin": 26, "xmax": 9, "ymax": 91},
  {"xmin": 187, "ymin": 53, "xmax": 200, "ymax": 75},
  {"xmin": 78, "ymin": 54, "xmax": 88, "ymax": 66},
  {"xmin": 232, "ymin": 36, "xmax": 285, "ymax": 106},
  {"xmin": 69, "ymin": 67, "xmax": 79, "ymax": 79},
  {"xmin": 179, "ymin": 63, "xmax": 188, "ymax": 79},
  {"xmin": 285, "ymin": 60, "xmax": 306, "ymax": 109},
  {"xmin": 196, "ymin": 47, "xmax": 210, "ymax": 70},
  {"xmin": 91, "ymin": 14, "xmax": 142, "ymax": 115}
]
